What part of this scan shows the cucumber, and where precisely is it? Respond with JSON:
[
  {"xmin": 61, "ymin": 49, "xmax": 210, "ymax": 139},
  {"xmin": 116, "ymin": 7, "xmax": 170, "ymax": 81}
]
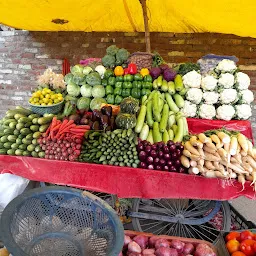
[
  {"xmin": 135, "ymin": 105, "xmax": 147, "ymax": 133},
  {"xmin": 15, "ymin": 106, "xmax": 32, "ymax": 115},
  {"xmin": 159, "ymin": 104, "xmax": 169, "ymax": 132},
  {"xmin": 3, "ymin": 128, "xmax": 14, "ymax": 135},
  {"xmin": 0, "ymin": 135, "xmax": 8, "ymax": 143},
  {"xmin": 173, "ymin": 94, "xmax": 185, "ymax": 108},
  {"xmin": 165, "ymin": 93, "xmax": 179, "ymax": 113},
  {"xmin": 19, "ymin": 144, "xmax": 27, "ymax": 150},
  {"xmin": 168, "ymin": 81, "xmax": 176, "ymax": 95},
  {"xmin": 172, "ymin": 124, "xmax": 178, "ymax": 135},
  {"xmin": 153, "ymin": 122, "xmax": 162, "ymax": 143},
  {"xmin": 168, "ymin": 112, "xmax": 176, "ymax": 129},
  {"xmin": 168, "ymin": 129, "xmax": 174, "ymax": 140},
  {"xmin": 152, "ymin": 92, "xmax": 161, "ymax": 122},
  {"xmin": 161, "ymin": 79, "xmax": 168, "ymax": 92},
  {"xmin": 146, "ymin": 129, "xmax": 154, "ymax": 144},
  {"xmin": 0, "ymin": 149, "xmax": 7, "ymax": 154},
  {"xmin": 23, "ymin": 151, "xmax": 31, "ymax": 156},
  {"xmin": 32, "ymin": 118, "xmax": 39, "ymax": 124},
  {"xmin": 15, "ymin": 149, "xmax": 24, "ymax": 156},
  {"xmin": 163, "ymin": 129, "xmax": 169, "ymax": 143},
  {"xmin": 18, "ymin": 117, "xmax": 31, "ymax": 123},
  {"xmin": 28, "ymin": 114, "xmax": 40, "ymax": 120},
  {"xmin": 173, "ymin": 116, "xmax": 184, "ymax": 142},
  {"xmin": 3, "ymin": 119, "xmax": 16, "ymax": 126},
  {"xmin": 24, "ymin": 122, "xmax": 33, "ymax": 128},
  {"xmin": 9, "ymin": 121, "xmax": 18, "ymax": 129},
  {"xmin": 11, "ymin": 143, "xmax": 19, "ymax": 149},
  {"xmin": 20, "ymin": 128, "xmax": 31, "ymax": 135},
  {"xmin": 30, "ymin": 125, "xmax": 40, "ymax": 132},
  {"xmin": 16, "ymin": 123, "xmax": 25, "ymax": 130},
  {"xmin": 156, "ymin": 75, "xmax": 163, "ymax": 87},
  {"xmin": 33, "ymin": 132, "xmax": 42, "ymax": 139},
  {"xmin": 139, "ymin": 123, "xmax": 149, "ymax": 140},
  {"xmin": 7, "ymin": 135, "xmax": 17, "ymax": 143},
  {"xmin": 39, "ymin": 124, "xmax": 49, "ymax": 133},
  {"xmin": 38, "ymin": 152, "xmax": 45, "ymax": 158},
  {"xmin": 153, "ymin": 79, "xmax": 158, "ymax": 89},
  {"xmin": 7, "ymin": 149, "xmax": 15, "ymax": 155},
  {"xmin": 174, "ymin": 74, "xmax": 184, "ymax": 92},
  {"xmin": 146, "ymin": 100, "xmax": 154, "ymax": 128},
  {"xmin": 13, "ymin": 129, "xmax": 20, "ymax": 136},
  {"xmin": 14, "ymin": 113, "xmax": 26, "ymax": 120},
  {"xmin": 31, "ymin": 151, "xmax": 38, "ymax": 157},
  {"xmin": 38, "ymin": 116, "xmax": 53, "ymax": 125},
  {"xmin": 3, "ymin": 142, "xmax": 12, "ymax": 149},
  {"xmin": 16, "ymin": 138, "xmax": 23, "ymax": 144},
  {"xmin": 27, "ymin": 144, "xmax": 35, "ymax": 152},
  {"xmin": 22, "ymin": 138, "xmax": 32, "ymax": 145},
  {"xmin": 179, "ymin": 88, "xmax": 187, "ymax": 96}
]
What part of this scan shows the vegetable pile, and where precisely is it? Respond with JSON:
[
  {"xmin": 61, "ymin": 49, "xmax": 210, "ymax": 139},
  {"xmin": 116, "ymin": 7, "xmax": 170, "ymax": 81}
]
[
  {"xmin": 120, "ymin": 233, "xmax": 216, "ymax": 256},
  {"xmin": 225, "ymin": 230, "xmax": 256, "ymax": 256},
  {"xmin": 181, "ymin": 129, "xmax": 256, "ymax": 190}
]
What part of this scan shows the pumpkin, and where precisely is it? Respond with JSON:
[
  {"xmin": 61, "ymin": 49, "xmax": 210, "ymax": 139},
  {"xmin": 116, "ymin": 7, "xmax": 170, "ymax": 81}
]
[
  {"xmin": 115, "ymin": 113, "xmax": 136, "ymax": 129},
  {"xmin": 120, "ymin": 96, "xmax": 140, "ymax": 114}
]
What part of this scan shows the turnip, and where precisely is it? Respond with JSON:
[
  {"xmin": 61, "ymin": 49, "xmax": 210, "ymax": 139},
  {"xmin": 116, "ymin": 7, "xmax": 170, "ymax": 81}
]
[
  {"xmin": 155, "ymin": 239, "xmax": 170, "ymax": 249},
  {"xmin": 183, "ymin": 243, "xmax": 194, "ymax": 255},
  {"xmin": 194, "ymin": 243, "xmax": 216, "ymax": 256},
  {"xmin": 133, "ymin": 235, "xmax": 149, "ymax": 250},
  {"xmin": 170, "ymin": 240, "xmax": 185, "ymax": 253},
  {"xmin": 128, "ymin": 241, "xmax": 142, "ymax": 254},
  {"xmin": 142, "ymin": 249, "xmax": 155, "ymax": 255},
  {"xmin": 155, "ymin": 247, "xmax": 178, "ymax": 256}
]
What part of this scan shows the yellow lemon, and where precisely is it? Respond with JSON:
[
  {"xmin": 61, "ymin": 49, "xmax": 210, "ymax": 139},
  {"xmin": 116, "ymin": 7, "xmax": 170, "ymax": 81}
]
[
  {"xmin": 41, "ymin": 103, "xmax": 46, "ymax": 106},
  {"xmin": 45, "ymin": 94, "xmax": 50, "ymax": 99},
  {"xmin": 54, "ymin": 99, "xmax": 59, "ymax": 104},
  {"xmin": 46, "ymin": 89, "xmax": 51, "ymax": 94}
]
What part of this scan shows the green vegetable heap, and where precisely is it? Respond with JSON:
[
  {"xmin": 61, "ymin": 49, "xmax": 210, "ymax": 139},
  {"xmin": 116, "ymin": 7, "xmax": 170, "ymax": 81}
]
[{"xmin": 79, "ymin": 129, "xmax": 139, "ymax": 168}]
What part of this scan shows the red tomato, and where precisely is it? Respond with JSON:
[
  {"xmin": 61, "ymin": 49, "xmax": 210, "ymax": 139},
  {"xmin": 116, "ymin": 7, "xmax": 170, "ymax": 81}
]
[
  {"xmin": 253, "ymin": 242, "xmax": 256, "ymax": 253},
  {"xmin": 232, "ymin": 252, "xmax": 246, "ymax": 256},
  {"xmin": 240, "ymin": 231, "xmax": 254, "ymax": 241},
  {"xmin": 227, "ymin": 240, "xmax": 240, "ymax": 254},
  {"xmin": 240, "ymin": 239, "xmax": 256, "ymax": 256},
  {"xmin": 226, "ymin": 232, "xmax": 241, "ymax": 242},
  {"xmin": 254, "ymin": 234, "xmax": 256, "ymax": 241}
]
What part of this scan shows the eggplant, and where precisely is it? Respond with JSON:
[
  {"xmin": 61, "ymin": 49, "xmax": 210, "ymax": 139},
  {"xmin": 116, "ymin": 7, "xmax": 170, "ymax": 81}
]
[
  {"xmin": 92, "ymin": 109, "xmax": 102, "ymax": 121},
  {"xmin": 101, "ymin": 106, "xmax": 112, "ymax": 117},
  {"xmin": 92, "ymin": 121, "xmax": 100, "ymax": 130}
]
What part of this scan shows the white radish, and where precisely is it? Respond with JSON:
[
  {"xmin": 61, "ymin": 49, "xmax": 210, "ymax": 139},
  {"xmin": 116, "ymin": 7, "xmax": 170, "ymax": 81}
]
[
  {"xmin": 205, "ymin": 161, "xmax": 215, "ymax": 170},
  {"xmin": 181, "ymin": 155, "xmax": 190, "ymax": 168},
  {"xmin": 229, "ymin": 136, "xmax": 238, "ymax": 156},
  {"xmin": 198, "ymin": 133, "xmax": 209, "ymax": 143},
  {"xmin": 190, "ymin": 160, "xmax": 197, "ymax": 167},
  {"xmin": 203, "ymin": 145, "xmax": 216, "ymax": 154},
  {"xmin": 217, "ymin": 131, "xmax": 231, "ymax": 144},
  {"xmin": 238, "ymin": 174, "xmax": 246, "ymax": 191},
  {"xmin": 188, "ymin": 167, "xmax": 199, "ymax": 175},
  {"xmin": 203, "ymin": 170, "xmax": 217, "ymax": 178}
]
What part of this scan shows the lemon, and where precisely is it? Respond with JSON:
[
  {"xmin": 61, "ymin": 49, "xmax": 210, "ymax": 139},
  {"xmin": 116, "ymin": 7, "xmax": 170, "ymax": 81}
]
[
  {"xmin": 57, "ymin": 96, "xmax": 63, "ymax": 101},
  {"xmin": 41, "ymin": 103, "xmax": 46, "ymax": 106},
  {"xmin": 47, "ymin": 102, "xmax": 52, "ymax": 106},
  {"xmin": 39, "ymin": 100, "xmax": 43, "ymax": 104},
  {"xmin": 54, "ymin": 99, "xmax": 59, "ymax": 104},
  {"xmin": 40, "ymin": 95, "xmax": 44, "ymax": 99},
  {"xmin": 42, "ymin": 91, "xmax": 47, "ymax": 96},
  {"xmin": 48, "ymin": 99, "xmax": 53, "ymax": 104},
  {"xmin": 46, "ymin": 89, "xmax": 51, "ymax": 94},
  {"xmin": 45, "ymin": 94, "xmax": 50, "ymax": 99},
  {"xmin": 33, "ymin": 97, "xmax": 39, "ymax": 103}
]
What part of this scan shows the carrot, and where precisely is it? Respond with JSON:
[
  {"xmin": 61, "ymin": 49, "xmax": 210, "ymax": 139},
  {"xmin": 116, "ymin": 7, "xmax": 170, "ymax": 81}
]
[
  {"xmin": 204, "ymin": 152, "xmax": 221, "ymax": 162},
  {"xmin": 237, "ymin": 133, "xmax": 248, "ymax": 153},
  {"xmin": 205, "ymin": 161, "xmax": 215, "ymax": 170},
  {"xmin": 229, "ymin": 136, "xmax": 238, "ymax": 156},
  {"xmin": 183, "ymin": 149, "xmax": 192, "ymax": 158},
  {"xmin": 217, "ymin": 131, "xmax": 230, "ymax": 144},
  {"xmin": 181, "ymin": 155, "xmax": 190, "ymax": 168},
  {"xmin": 184, "ymin": 141, "xmax": 200, "ymax": 156},
  {"xmin": 75, "ymin": 125, "xmax": 91, "ymax": 130},
  {"xmin": 190, "ymin": 160, "xmax": 197, "ymax": 167},
  {"xmin": 203, "ymin": 145, "xmax": 216, "ymax": 154},
  {"xmin": 210, "ymin": 134, "xmax": 221, "ymax": 145},
  {"xmin": 238, "ymin": 174, "xmax": 246, "ymax": 191},
  {"xmin": 188, "ymin": 167, "xmax": 199, "ymax": 175},
  {"xmin": 198, "ymin": 133, "xmax": 209, "ymax": 143}
]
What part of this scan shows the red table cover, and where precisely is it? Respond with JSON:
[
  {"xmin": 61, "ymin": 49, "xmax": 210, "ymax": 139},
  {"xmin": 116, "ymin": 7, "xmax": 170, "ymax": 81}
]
[
  {"xmin": 187, "ymin": 119, "xmax": 254, "ymax": 143},
  {"xmin": 0, "ymin": 155, "xmax": 255, "ymax": 200}
]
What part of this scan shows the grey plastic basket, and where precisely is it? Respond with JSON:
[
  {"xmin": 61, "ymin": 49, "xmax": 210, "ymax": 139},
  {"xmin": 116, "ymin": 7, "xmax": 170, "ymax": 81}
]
[
  {"xmin": 29, "ymin": 101, "xmax": 64, "ymax": 115},
  {"xmin": 0, "ymin": 186, "xmax": 124, "ymax": 256}
]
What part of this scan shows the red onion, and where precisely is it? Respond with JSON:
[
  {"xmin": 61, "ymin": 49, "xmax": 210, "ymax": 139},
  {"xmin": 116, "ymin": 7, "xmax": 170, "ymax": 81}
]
[
  {"xmin": 159, "ymin": 159, "xmax": 166, "ymax": 166},
  {"xmin": 142, "ymin": 248, "xmax": 155, "ymax": 255},
  {"xmin": 164, "ymin": 153, "xmax": 170, "ymax": 160},
  {"xmin": 167, "ymin": 141, "xmax": 174, "ymax": 147},
  {"xmin": 150, "ymin": 150, "xmax": 157, "ymax": 158},
  {"xmin": 124, "ymin": 235, "xmax": 132, "ymax": 248},
  {"xmin": 145, "ymin": 146, "xmax": 151, "ymax": 153},
  {"xmin": 148, "ymin": 164, "xmax": 154, "ymax": 170},
  {"xmin": 194, "ymin": 243, "xmax": 216, "ymax": 256},
  {"xmin": 167, "ymin": 161, "xmax": 173, "ymax": 167},
  {"xmin": 155, "ymin": 165, "xmax": 162, "ymax": 170},
  {"xmin": 128, "ymin": 241, "xmax": 142, "ymax": 254},
  {"xmin": 155, "ymin": 239, "xmax": 169, "ymax": 249},
  {"xmin": 156, "ymin": 247, "xmax": 178, "ymax": 256},
  {"xmin": 139, "ymin": 162, "xmax": 147, "ymax": 169},
  {"xmin": 170, "ymin": 240, "xmax": 185, "ymax": 253},
  {"xmin": 147, "ymin": 156, "xmax": 154, "ymax": 164},
  {"xmin": 137, "ymin": 144, "xmax": 144, "ymax": 151},
  {"xmin": 163, "ymin": 146, "xmax": 169, "ymax": 153},
  {"xmin": 169, "ymin": 166, "xmax": 176, "ymax": 172},
  {"xmin": 158, "ymin": 151, "xmax": 164, "ymax": 158},
  {"xmin": 133, "ymin": 235, "xmax": 148, "ymax": 250},
  {"xmin": 183, "ymin": 243, "xmax": 194, "ymax": 255},
  {"xmin": 151, "ymin": 144, "xmax": 157, "ymax": 151},
  {"xmin": 163, "ymin": 165, "xmax": 169, "ymax": 171},
  {"xmin": 139, "ymin": 151, "xmax": 147, "ymax": 161},
  {"xmin": 169, "ymin": 145, "xmax": 176, "ymax": 152},
  {"xmin": 154, "ymin": 158, "xmax": 160, "ymax": 164}
]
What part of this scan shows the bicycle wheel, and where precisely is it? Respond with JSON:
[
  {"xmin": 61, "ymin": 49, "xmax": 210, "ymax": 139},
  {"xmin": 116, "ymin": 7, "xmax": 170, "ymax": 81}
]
[{"xmin": 130, "ymin": 198, "xmax": 231, "ymax": 244}]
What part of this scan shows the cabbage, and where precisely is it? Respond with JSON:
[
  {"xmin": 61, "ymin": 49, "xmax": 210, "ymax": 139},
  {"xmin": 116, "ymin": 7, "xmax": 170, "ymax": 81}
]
[
  {"xmin": 83, "ymin": 66, "xmax": 93, "ymax": 75},
  {"xmin": 86, "ymin": 71, "xmax": 102, "ymax": 86},
  {"xmin": 90, "ymin": 98, "xmax": 107, "ymax": 111},
  {"xmin": 71, "ymin": 64, "xmax": 84, "ymax": 77},
  {"xmin": 64, "ymin": 73, "xmax": 74, "ymax": 84},
  {"xmin": 77, "ymin": 97, "xmax": 91, "ymax": 110},
  {"xmin": 92, "ymin": 85, "xmax": 105, "ymax": 98},
  {"xmin": 81, "ymin": 84, "xmax": 92, "ymax": 97},
  {"xmin": 67, "ymin": 82, "xmax": 80, "ymax": 97}
]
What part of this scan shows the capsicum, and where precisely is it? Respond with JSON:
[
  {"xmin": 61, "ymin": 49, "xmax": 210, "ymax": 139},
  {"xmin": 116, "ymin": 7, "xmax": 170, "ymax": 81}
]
[
  {"xmin": 115, "ymin": 82, "xmax": 123, "ymax": 88},
  {"xmin": 101, "ymin": 79, "xmax": 108, "ymax": 87},
  {"xmin": 140, "ymin": 68, "xmax": 150, "ymax": 77},
  {"xmin": 104, "ymin": 69, "xmax": 114, "ymax": 79},
  {"xmin": 105, "ymin": 85, "xmax": 114, "ymax": 95},
  {"xmin": 127, "ymin": 63, "xmax": 137, "ymax": 75},
  {"xmin": 144, "ymin": 74, "xmax": 153, "ymax": 82},
  {"xmin": 124, "ymin": 74, "xmax": 133, "ymax": 82},
  {"xmin": 108, "ymin": 77, "xmax": 116, "ymax": 86},
  {"xmin": 122, "ymin": 88, "xmax": 131, "ymax": 98},
  {"xmin": 114, "ymin": 66, "xmax": 124, "ymax": 76},
  {"xmin": 106, "ymin": 94, "xmax": 115, "ymax": 104},
  {"xmin": 131, "ymin": 88, "xmax": 141, "ymax": 99},
  {"xmin": 115, "ymin": 76, "xmax": 124, "ymax": 82},
  {"xmin": 114, "ymin": 87, "xmax": 122, "ymax": 96},
  {"xmin": 115, "ymin": 95, "xmax": 123, "ymax": 104},
  {"xmin": 134, "ymin": 73, "xmax": 143, "ymax": 81},
  {"xmin": 123, "ymin": 82, "xmax": 133, "ymax": 89},
  {"xmin": 133, "ymin": 81, "xmax": 142, "ymax": 89}
]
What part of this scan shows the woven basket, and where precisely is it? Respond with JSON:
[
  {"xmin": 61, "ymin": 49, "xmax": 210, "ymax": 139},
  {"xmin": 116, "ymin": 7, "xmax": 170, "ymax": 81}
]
[
  {"xmin": 29, "ymin": 101, "xmax": 64, "ymax": 115},
  {"xmin": 128, "ymin": 52, "xmax": 154, "ymax": 71}
]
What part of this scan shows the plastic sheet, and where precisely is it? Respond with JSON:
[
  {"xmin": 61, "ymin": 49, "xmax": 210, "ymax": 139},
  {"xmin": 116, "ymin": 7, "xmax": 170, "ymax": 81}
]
[
  {"xmin": 187, "ymin": 118, "xmax": 254, "ymax": 143},
  {"xmin": 0, "ymin": 155, "xmax": 255, "ymax": 200}
]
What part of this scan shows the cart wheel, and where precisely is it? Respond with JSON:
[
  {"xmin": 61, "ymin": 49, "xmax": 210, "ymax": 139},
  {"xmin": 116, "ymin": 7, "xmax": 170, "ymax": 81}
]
[{"xmin": 129, "ymin": 199, "xmax": 231, "ymax": 244}]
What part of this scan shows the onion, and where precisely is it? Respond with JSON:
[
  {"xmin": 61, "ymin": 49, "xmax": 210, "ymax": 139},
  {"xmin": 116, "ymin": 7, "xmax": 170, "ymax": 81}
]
[
  {"xmin": 118, "ymin": 252, "xmax": 123, "ymax": 256},
  {"xmin": 194, "ymin": 244, "xmax": 216, "ymax": 256},
  {"xmin": 145, "ymin": 146, "xmax": 151, "ymax": 153},
  {"xmin": 139, "ymin": 151, "xmax": 147, "ymax": 161},
  {"xmin": 128, "ymin": 241, "xmax": 142, "ymax": 253},
  {"xmin": 154, "ymin": 157, "xmax": 160, "ymax": 164},
  {"xmin": 157, "ymin": 142, "xmax": 164, "ymax": 149},
  {"xmin": 158, "ymin": 151, "xmax": 164, "ymax": 158},
  {"xmin": 169, "ymin": 166, "xmax": 176, "ymax": 172},
  {"xmin": 156, "ymin": 247, "xmax": 178, "ymax": 256},
  {"xmin": 155, "ymin": 239, "xmax": 169, "ymax": 249},
  {"xmin": 142, "ymin": 248, "xmax": 155, "ymax": 255},
  {"xmin": 139, "ymin": 162, "xmax": 147, "ymax": 169},
  {"xmin": 159, "ymin": 159, "xmax": 166, "ymax": 166},
  {"xmin": 67, "ymin": 148, "xmax": 73, "ymax": 154},
  {"xmin": 151, "ymin": 144, "xmax": 157, "ymax": 151},
  {"xmin": 76, "ymin": 144, "xmax": 82, "ymax": 150},
  {"xmin": 183, "ymin": 243, "xmax": 194, "ymax": 255},
  {"xmin": 172, "ymin": 153, "xmax": 177, "ymax": 159},
  {"xmin": 176, "ymin": 149, "xmax": 181, "ymax": 156},
  {"xmin": 41, "ymin": 145, "xmax": 46, "ymax": 151},
  {"xmin": 155, "ymin": 165, "xmax": 162, "ymax": 170},
  {"xmin": 148, "ymin": 164, "xmax": 154, "ymax": 170},
  {"xmin": 65, "ymin": 143, "xmax": 71, "ymax": 148},
  {"xmin": 137, "ymin": 144, "xmax": 144, "ymax": 151},
  {"xmin": 175, "ymin": 160, "xmax": 181, "ymax": 167},
  {"xmin": 164, "ymin": 154, "xmax": 170, "ymax": 160},
  {"xmin": 179, "ymin": 167, "xmax": 186, "ymax": 174},
  {"xmin": 167, "ymin": 161, "xmax": 173, "ymax": 167},
  {"xmin": 169, "ymin": 145, "xmax": 176, "ymax": 152},
  {"xmin": 167, "ymin": 141, "xmax": 174, "ymax": 147},
  {"xmin": 163, "ymin": 146, "xmax": 169, "ymax": 153},
  {"xmin": 149, "ymin": 236, "xmax": 159, "ymax": 248},
  {"xmin": 163, "ymin": 165, "xmax": 169, "ymax": 171},
  {"xmin": 170, "ymin": 240, "xmax": 185, "ymax": 253},
  {"xmin": 45, "ymin": 155, "xmax": 49, "ymax": 159},
  {"xmin": 48, "ymin": 155, "xmax": 53, "ymax": 160},
  {"xmin": 124, "ymin": 235, "xmax": 132, "ymax": 248},
  {"xmin": 133, "ymin": 235, "xmax": 148, "ymax": 250},
  {"xmin": 147, "ymin": 156, "xmax": 154, "ymax": 164},
  {"xmin": 151, "ymin": 150, "xmax": 157, "ymax": 158}
]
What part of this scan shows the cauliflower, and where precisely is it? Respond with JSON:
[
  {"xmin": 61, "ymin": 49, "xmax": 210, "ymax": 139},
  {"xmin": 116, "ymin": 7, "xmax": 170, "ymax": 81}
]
[
  {"xmin": 218, "ymin": 73, "xmax": 235, "ymax": 89},
  {"xmin": 201, "ymin": 75, "xmax": 218, "ymax": 91},
  {"xmin": 216, "ymin": 59, "xmax": 237, "ymax": 73},
  {"xmin": 182, "ymin": 100, "xmax": 197, "ymax": 117},
  {"xmin": 235, "ymin": 104, "xmax": 252, "ymax": 120},
  {"xmin": 182, "ymin": 70, "xmax": 201, "ymax": 88},
  {"xmin": 186, "ymin": 88, "xmax": 203, "ymax": 104},
  {"xmin": 202, "ymin": 91, "xmax": 219, "ymax": 105},
  {"xmin": 235, "ymin": 72, "xmax": 250, "ymax": 90},
  {"xmin": 216, "ymin": 105, "xmax": 235, "ymax": 121},
  {"xmin": 239, "ymin": 90, "xmax": 254, "ymax": 104},
  {"xmin": 199, "ymin": 104, "xmax": 216, "ymax": 119},
  {"xmin": 219, "ymin": 89, "xmax": 238, "ymax": 104}
]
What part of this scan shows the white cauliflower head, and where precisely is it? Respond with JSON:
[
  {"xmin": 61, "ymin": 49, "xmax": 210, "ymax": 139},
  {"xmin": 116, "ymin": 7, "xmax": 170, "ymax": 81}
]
[
  {"xmin": 186, "ymin": 88, "xmax": 203, "ymax": 104},
  {"xmin": 219, "ymin": 89, "xmax": 238, "ymax": 104},
  {"xmin": 182, "ymin": 70, "xmax": 201, "ymax": 88},
  {"xmin": 218, "ymin": 73, "xmax": 235, "ymax": 89},
  {"xmin": 235, "ymin": 72, "xmax": 250, "ymax": 90},
  {"xmin": 239, "ymin": 90, "xmax": 254, "ymax": 104},
  {"xmin": 216, "ymin": 105, "xmax": 235, "ymax": 121},
  {"xmin": 203, "ymin": 91, "xmax": 219, "ymax": 105},
  {"xmin": 216, "ymin": 59, "xmax": 237, "ymax": 73},
  {"xmin": 235, "ymin": 104, "xmax": 252, "ymax": 120},
  {"xmin": 182, "ymin": 100, "xmax": 197, "ymax": 117},
  {"xmin": 201, "ymin": 75, "xmax": 218, "ymax": 91},
  {"xmin": 199, "ymin": 104, "xmax": 216, "ymax": 120}
]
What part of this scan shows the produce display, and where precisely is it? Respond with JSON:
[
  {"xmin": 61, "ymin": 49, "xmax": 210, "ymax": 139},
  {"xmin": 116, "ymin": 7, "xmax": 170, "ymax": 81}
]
[
  {"xmin": 120, "ymin": 232, "xmax": 217, "ymax": 256},
  {"xmin": 225, "ymin": 230, "xmax": 256, "ymax": 256}
]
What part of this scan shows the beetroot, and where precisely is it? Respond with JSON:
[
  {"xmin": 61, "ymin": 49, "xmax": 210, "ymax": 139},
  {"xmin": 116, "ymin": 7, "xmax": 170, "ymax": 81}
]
[
  {"xmin": 155, "ymin": 247, "xmax": 178, "ymax": 256},
  {"xmin": 155, "ymin": 239, "xmax": 169, "ymax": 249}
]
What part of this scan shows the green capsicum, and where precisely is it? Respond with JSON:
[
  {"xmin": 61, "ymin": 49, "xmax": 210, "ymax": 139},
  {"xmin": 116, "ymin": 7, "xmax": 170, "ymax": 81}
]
[
  {"xmin": 115, "ymin": 82, "xmax": 123, "ymax": 88},
  {"xmin": 133, "ymin": 81, "xmax": 142, "ymax": 89},
  {"xmin": 141, "ymin": 88, "xmax": 151, "ymax": 96},
  {"xmin": 101, "ymin": 79, "xmax": 108, "ymax": 87},
  {"xmin": 142, "ymin": 81, "xmax": 153, "ymax": 89},
  {"xmin": 122, "ymin": 88, "xmax": 131, "ymax": 98},
  {"xmin": 105, "ymin": 85, "xmax": 114, "ymax": 95},
  {"xmin": 131, "ymin": 88, "xmax": 141, "ymax": 99},
  {"xmin": 108, "ymin": 77, "xmax": 116, "ymax": 86},
  {"xmin": 115, "ymin": 76, "xmax": 124, "ymax": 82},
  {"xmin": 115, "ymin": 95, "xmax": 123, "ymax": 104},
  {"xmin": 123, "ymin": 74, "xmax": 133, "ymax": 82},
  {"xmin": 104, "ymin": 69, "xmax": 114, "ymax": 79},
  {"xmin": 144, "ymin": 75, "xmax": 153, "ymax": 82},
  {"xmin": 134, "ymin": 73, "xmax": 143, "ymax": 81},
  {"xmin": 114, "ymin": 87, "xmax": 122, "ymax": 96},
  {"xmin": 106, "ymin": 94, "xmax": 115, "ymax": 104},
  {"xmin": 123, "ymin": 82, "xmax": 133, "ymax": 89}
]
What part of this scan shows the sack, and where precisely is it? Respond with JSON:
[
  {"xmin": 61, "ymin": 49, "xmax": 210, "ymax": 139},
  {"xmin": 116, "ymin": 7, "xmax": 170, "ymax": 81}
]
[{"xmin": 0, "ymin": 174, "xmax": 29, "ymax": 209}]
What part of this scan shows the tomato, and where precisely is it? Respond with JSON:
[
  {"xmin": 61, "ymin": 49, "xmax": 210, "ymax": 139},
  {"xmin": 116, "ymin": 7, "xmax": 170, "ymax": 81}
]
[
  {"xmin": 227, "ymin": 232, "xmax": 241, "ymax": 242},
  {"xmin": 253, "ymin": 242, "xmax": 256, "ymax": 253},
  {"xmin": 240, "ymin": 231, "xmax": 254, "ymax": 241},
  {"xmin": 227, "ymin": 239, "xmax": 240, "ymax": 253},
  {"xmin": 232, "ymin": 252, "xmax": 246, "ymax": 256},
  {"xmin": 240, "ymin": 239, "xmax": 256, "ymax": 256},
  {"xmin": 254, "ymin": 234, "xmax": 256, "ymax": 241}
]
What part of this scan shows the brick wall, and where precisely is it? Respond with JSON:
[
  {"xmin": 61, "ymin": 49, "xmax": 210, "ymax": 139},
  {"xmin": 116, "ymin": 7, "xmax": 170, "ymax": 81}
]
[{"xmin": 0, "ymin": 30, "xmax": 256, "ymax": 136}]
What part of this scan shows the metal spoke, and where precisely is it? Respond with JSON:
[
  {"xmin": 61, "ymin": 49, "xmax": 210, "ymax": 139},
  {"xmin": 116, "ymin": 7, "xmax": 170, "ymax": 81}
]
[
  {"xmin": 198, "ymin": 224, "xmax": 219, "ymax": 238},
  {"xmin": 141, "ymin": 220, "xmax": 164, "ymax": 232},
  {"xmin": 154, "ymin": 222, "xmax": 171, "ymax": 235},
  {"xmin": 152, "ymin": 200, "xmax": 177, "ymax": 216},
  {"xmin": 183, "ymin": 200, "xmax": 213, "ymax": 217}
]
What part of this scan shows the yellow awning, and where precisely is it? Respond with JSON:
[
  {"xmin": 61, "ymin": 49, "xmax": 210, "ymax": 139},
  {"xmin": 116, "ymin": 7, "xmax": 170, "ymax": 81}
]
[{"xmin": 0, "ymin": 0, "xmax": 256, "ymax": 38}]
